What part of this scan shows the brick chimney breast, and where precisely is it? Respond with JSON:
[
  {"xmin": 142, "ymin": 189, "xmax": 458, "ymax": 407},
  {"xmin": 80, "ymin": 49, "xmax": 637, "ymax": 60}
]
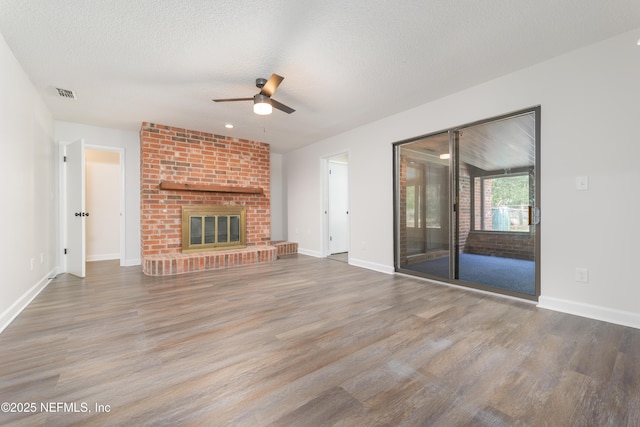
[{"xmin": 140, "ymin": 122, "xmax": 271, "ymax": 274}]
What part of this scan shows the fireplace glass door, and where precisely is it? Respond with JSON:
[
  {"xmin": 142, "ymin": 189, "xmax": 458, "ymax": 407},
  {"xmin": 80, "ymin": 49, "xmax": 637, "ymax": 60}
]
[
  {"xmin": 182, "ymin": 206, "xmax": 246, "ymax": 252},
  {"xmin": 190, "ymin": 216, "xmax": 214, "ymax": 245}
]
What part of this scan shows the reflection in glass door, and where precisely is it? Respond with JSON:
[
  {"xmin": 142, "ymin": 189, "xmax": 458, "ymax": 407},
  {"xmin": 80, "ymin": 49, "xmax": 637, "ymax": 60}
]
[
  {"xmin": 394, "ymin": 107, "xmax": 540, "ymax": 300},
  {"xmin": 396, "ymin": 132, "xmax": 451, "ymax": 281}
]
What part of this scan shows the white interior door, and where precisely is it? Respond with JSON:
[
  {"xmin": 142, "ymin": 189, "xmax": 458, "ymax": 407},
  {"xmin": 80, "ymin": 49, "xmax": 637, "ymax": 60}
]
[
  {"xmin": 66, "ymin": 139, "xmax": 86, "ymax": 277},
  {"xmin": 328, "ymin": 161, "xmax": 349, "ymax": 254}
]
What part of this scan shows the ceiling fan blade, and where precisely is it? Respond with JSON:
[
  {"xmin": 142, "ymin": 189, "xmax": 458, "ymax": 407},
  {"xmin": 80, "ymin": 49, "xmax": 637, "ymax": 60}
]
[
  {"xmin": 212, "ymin": 97, "xmax": 253, "ymax": 102},
  {"xmin": 271, "ymin": 98, "xmax": 296, "ymax": 114},
  {"xmin": 260, "ymin": 73, "xmax": 284, "ymax": 97}
]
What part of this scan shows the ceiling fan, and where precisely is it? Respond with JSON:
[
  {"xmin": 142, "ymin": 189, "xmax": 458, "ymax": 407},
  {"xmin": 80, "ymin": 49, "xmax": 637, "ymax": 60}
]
[{"xmin": 213, "ymin": 73, "xmax": 295, "ymax": 115}]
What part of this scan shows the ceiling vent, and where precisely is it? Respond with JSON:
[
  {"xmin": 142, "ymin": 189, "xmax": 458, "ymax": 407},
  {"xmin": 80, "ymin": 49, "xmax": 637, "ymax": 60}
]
[{"xmin": 56, "ymin": 88, "xmax": 77, "ymax": 100}]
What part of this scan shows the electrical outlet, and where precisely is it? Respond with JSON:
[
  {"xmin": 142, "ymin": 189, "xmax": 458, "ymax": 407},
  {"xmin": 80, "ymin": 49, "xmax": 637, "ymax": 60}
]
[{"xmin": 575, "ymin": 268, "xmax": 589, "ymax": 283}]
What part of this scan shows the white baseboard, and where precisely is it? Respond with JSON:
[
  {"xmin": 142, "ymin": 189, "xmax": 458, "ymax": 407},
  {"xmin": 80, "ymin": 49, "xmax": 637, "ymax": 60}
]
[
  {"xmin": 0, "ymin": 267, "xmax": 57, "ymax": 334},
  {"xmin": 297, "ymin": 248, "xmax": 323, "ymax": 258},
  {"xmin": 87, "ymin": 253, "xmax": 120, "ymax": 262},
  {"xmin": 295, "ymin": 249, "xmax": 395, "ymax": 275},
  {"xmin": 538, "ymin": 296, "xmax": 640, "ymax": 330},
  {"xmin": 123, "ymin": 258, "xmax": 141, "ymax": 267},
  {"xmin": 348, "ymin": 258, "xmax": 395, "ymax": 274}
]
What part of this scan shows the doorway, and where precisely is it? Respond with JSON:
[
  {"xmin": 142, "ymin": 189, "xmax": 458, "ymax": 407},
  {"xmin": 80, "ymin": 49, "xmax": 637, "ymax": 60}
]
[
  {"xmin": 62, "ymin": 141, "xmax": 125, "ymax": 277},
  {"xmin": 85, "ymin": 148, "xmax": 122, "ymax": 262},
  {"xmin": 324, "ymin": 153, "xmax": 350, "ymax": 261},
  {"xmin": 393, "ymin": 107, "xmax": 540, "ymax": 300}
]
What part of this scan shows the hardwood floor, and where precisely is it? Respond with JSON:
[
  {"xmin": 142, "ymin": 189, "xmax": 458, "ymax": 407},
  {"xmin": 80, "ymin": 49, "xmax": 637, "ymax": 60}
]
[{"xmin": 1, "ymin": 255, "xmax": 639, "ymax": 426}]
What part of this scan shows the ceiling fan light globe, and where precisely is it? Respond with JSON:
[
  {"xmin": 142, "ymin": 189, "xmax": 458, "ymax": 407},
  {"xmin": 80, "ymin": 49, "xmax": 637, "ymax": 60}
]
[
  {"xmin": 254, "ymin": 102, "xmax": 272, "ymax": 115},
  {"xmin": 253, "ymin": 94, "xmax": 273, "ymax": 115}
]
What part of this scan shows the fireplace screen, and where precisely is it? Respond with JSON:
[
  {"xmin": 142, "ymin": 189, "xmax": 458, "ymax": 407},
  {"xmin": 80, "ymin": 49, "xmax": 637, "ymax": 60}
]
[{"xmin": 182, "ymin": 206, "xmax": 246, "ymax": 252}]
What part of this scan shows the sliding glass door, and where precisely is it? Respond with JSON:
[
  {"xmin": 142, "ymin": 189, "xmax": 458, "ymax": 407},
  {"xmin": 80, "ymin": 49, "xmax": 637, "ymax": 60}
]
[
  {"xmin": 393, "ymin": 107, "xmax": 540, "ymax": 300},
  {"xmin": 396, "ymin": 132, "xmax": 452, "ymax": 281}
]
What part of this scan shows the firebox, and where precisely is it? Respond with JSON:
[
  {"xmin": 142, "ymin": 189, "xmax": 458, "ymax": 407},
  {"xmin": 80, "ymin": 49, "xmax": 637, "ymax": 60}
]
[{"xmin": 181, "ymin": 205, "xmax": 246, "ymax": 253}]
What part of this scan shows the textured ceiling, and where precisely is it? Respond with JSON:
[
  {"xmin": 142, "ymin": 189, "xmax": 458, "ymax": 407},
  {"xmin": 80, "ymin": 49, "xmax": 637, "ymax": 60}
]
[{"xmin": 1, "ymin": 1, "xmax": 639, "ymax": 153}]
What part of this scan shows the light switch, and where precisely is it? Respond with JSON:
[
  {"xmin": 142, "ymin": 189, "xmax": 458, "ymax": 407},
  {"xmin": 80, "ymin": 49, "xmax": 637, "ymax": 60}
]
[{"xmin": 576, "ymin": 176, "xmax": 589, "ymax": 191}]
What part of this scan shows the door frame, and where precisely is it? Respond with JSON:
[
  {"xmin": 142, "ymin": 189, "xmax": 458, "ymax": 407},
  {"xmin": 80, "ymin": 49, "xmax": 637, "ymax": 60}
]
[
  {"xmin": 58, "ymin": 142, "xmax": 126, "ymax": 272},
  {"xmin": 321, "ymin": 152, "xmax": 350, "ymax": 258}
]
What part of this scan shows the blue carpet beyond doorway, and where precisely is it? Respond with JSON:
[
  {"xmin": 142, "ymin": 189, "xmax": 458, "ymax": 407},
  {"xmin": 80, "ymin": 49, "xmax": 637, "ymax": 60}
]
[{"xmin": 405, "ymin": 253, "xmax": 535, "ymax": 295}]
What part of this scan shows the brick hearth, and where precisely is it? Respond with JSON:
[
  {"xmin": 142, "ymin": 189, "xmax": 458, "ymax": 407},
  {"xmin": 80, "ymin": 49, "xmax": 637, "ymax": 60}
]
[{"xmin": 142, "ymin": 241, "xmax": 298, "ymax": 276}]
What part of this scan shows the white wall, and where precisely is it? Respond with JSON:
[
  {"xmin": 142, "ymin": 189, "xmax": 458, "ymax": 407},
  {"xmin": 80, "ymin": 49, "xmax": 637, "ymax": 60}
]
[
  {"xmin": 55, "ymin": 121, "xmax": 140, "ymax": 266},
  {"xmin": 286, "ymin": 28, "xmax": 640, "ymax": 328},
  {"xmin": 0, "ymin": 32, "xmax": 56, "ymax": 332},
  {"xmin": 85, "ymin": 149, "xmax": 120, "ymax": 261}
]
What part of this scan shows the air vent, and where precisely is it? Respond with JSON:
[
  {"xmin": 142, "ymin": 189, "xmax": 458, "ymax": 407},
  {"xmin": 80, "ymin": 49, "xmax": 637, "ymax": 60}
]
[{"xmin": 56, "ymin": 88, "xmax": 77, "ymax": 100}]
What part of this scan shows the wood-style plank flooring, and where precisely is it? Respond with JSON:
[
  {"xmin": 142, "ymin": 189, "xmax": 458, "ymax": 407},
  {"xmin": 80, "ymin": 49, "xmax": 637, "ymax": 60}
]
[{"xmin": 1, "ymin": 255, "xmax": 639, "ymax": 426}]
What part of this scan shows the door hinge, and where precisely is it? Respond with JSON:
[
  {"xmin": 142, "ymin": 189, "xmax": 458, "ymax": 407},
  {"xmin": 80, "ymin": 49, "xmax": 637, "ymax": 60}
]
[
  {"xmin": 64, "ymin": 248, "xmax": 67, "ymax": 255},
  {"xmin": 63, "ymin": 156, "xmax": 67, "ymax": 162},
  {"xmin": 330, "ymin": 236, "xmax": 333, "ymax": 241}
]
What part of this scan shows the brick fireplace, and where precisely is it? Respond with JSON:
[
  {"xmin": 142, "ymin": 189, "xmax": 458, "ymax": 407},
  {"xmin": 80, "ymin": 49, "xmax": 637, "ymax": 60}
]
[{"xmin": 140, "ymin": 122, "xmax": 295, "ymax": 276}]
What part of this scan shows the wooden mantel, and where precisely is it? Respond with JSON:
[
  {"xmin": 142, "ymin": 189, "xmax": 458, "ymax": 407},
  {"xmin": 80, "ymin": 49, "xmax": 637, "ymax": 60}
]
[{"xmin": 159, "ymin": 181, "xmax": 264, "ymax": 195}]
